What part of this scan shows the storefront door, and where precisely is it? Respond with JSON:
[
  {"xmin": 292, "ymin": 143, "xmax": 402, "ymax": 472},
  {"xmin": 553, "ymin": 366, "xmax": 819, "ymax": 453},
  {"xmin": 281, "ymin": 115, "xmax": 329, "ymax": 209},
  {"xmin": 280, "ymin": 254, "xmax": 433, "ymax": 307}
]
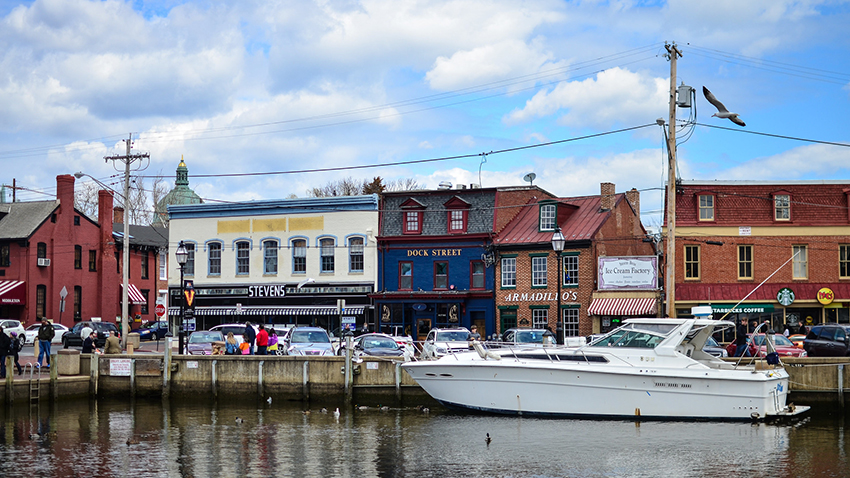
[{"xmin": 416, "ymin": 318, "xmax": 431, "ymax": 342}]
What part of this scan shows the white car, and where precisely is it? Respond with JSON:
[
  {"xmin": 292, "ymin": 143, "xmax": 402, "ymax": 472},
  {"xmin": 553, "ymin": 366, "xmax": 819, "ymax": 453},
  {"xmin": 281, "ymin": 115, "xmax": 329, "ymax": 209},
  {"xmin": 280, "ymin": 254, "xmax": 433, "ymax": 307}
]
[
  {"xmin": 420, "ymin": 327, "xmax": 471, "ymax": 360},
  {"xmin": 209, "ymin": 323, "xmax": 259, "ymax": 345},
  {"xmin": 24, "ymin": 322, "xmax": 69, "ymax": 345},
  {"xmin": 1, "ymin": 319, "xmax": 26, "ymax": 340}
]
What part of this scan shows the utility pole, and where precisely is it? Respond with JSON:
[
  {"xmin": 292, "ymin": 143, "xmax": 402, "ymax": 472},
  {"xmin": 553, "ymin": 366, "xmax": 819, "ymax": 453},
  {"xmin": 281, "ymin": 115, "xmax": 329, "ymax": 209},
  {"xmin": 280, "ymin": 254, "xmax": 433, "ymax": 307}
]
[
  {"xmin": 664, "ymin": 42, "xmax": 681, "ymax": 318},
  {"xmin": 105, "ymin": 133, "xmax": 149, "ymax": 350}
]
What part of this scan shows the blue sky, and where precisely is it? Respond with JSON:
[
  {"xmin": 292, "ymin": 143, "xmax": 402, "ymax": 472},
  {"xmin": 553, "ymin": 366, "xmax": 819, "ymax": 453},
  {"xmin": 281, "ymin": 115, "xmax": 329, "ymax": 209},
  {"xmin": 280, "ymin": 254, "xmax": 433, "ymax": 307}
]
[{"xmin": 1, "ymin": 0, "xmax": 848, "ymax": 231}]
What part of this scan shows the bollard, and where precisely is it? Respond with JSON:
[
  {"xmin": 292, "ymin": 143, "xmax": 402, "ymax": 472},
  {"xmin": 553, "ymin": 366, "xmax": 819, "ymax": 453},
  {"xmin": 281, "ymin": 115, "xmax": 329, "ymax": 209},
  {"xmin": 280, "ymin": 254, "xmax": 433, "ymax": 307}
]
[
  {"xmin": 302, "ymin": 361, "xmax": 309, "ymax": 402},
  {"xmin": 163, "ymin": 337, "xmax": 172, "ymax": 399},
  {"xmin": 258, "ymin": 360, "xmax": 264, "ymax": 400},
  {"xmin": 5, "ymin": 356, "xmax": 13, "ymax": 405},
  {"xmin": 130, "ymin": 358, "xmax": 136, "ymax": 399},
  {"xmin": 212, "ymin": 359, "xmax": 218, "ymax": 398},
  {"xmin": 395, "ymin": 362, "xmax": 401, "ymax": 401},
  {"xmin": 127, "ymin": 343, "xmax": 134, "ymax": 355},
  {"xmin": 839, "ymin": 364, "xmax": 845, "ymax": 408},
  {"xmin": 344, "ymin": 333, "xmax": 353, "ymax": 404}
]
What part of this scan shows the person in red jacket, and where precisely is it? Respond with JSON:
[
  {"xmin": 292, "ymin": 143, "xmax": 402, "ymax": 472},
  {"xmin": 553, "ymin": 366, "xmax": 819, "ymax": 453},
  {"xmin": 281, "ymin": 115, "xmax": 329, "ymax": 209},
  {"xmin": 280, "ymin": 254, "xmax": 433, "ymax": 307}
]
[{"xmin": 256, "ymin": 324, "xmax": 269, "ymax": 355}]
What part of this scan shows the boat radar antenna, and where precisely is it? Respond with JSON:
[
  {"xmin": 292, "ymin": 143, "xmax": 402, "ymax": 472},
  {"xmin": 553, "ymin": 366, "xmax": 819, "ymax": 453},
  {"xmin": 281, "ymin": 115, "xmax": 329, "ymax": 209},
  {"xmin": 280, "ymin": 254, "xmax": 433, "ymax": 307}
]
[{"xmin": 523, "ymin": 172, "xmax": 536, "ymax": 186}]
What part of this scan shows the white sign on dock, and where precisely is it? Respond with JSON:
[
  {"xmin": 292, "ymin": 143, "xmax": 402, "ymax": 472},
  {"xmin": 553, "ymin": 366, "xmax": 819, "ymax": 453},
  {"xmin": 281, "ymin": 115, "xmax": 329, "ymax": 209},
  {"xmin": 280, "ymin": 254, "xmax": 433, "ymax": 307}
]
[{"xmin": 110, "ymin": 359, "xmax": 132, "ymax": 376}]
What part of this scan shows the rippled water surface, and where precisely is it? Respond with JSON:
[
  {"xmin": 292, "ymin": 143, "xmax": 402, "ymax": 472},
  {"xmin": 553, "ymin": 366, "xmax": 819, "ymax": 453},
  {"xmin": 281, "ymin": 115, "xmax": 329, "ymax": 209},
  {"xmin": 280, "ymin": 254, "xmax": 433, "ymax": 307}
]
[{"xmin": 1, "ymin": 398, "xmax": 847, "ymax": 477}]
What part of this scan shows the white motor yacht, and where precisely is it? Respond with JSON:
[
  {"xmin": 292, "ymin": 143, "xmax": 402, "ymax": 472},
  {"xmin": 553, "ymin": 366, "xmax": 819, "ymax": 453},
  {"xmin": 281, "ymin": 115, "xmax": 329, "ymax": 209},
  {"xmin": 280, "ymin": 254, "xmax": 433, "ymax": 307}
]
[{"xmin": 401, "ymin": 318, "xmax": 809, "ymax": 420}]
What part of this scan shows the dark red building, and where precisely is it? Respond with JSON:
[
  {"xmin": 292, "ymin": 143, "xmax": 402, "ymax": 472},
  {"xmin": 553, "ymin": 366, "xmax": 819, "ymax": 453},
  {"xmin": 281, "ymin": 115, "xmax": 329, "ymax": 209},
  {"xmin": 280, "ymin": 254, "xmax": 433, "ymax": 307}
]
[
  {"xmin": 0, "ymin": 175, "xmax": 167, "ymax": 329},
  {"xmin": 669, "ymin": 180, "xmax": 850, "ymax": 332}
]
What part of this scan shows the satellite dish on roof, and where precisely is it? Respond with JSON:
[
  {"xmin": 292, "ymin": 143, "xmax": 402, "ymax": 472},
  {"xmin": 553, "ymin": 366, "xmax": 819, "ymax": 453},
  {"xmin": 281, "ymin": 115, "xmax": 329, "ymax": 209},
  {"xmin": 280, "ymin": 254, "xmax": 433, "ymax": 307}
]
[{"xmin": 523, "ymin": 172, "xmax": 536, "ymax": 186}]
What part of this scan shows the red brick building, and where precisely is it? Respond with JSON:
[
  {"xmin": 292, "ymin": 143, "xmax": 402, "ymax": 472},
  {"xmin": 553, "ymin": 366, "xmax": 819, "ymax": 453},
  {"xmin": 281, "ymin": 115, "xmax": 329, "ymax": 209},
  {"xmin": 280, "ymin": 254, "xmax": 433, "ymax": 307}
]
[
  {"xmin": 669, "ymin": 180, "xmax": 850, "ymax": 332},
  {"xmin": 494, "ymin": 183, "xmax": 656, "ymax": 341},
  {"xmin": 0, "ymin": 175, "xmax": 167, "ymax": 329}
]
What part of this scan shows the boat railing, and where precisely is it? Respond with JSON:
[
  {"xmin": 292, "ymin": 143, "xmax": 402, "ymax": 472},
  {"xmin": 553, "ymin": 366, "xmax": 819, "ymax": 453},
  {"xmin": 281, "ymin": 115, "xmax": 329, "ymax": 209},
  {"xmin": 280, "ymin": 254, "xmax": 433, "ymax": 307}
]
[{"xmin": 732, "ymin": 321, "xmax": 783, "ymax": 369}]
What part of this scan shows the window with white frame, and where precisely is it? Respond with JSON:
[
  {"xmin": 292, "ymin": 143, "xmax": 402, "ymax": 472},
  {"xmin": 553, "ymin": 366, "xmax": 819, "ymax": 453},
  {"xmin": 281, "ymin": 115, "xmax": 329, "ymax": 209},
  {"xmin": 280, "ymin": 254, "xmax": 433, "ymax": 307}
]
[
  {"xmin": 532, "ymin": 256, "xmax": 548, "ymax": 287},
  {"xmin": 501, "ymin": 257, "xmax": 516, "ymax": 287},
  {"xmin": 159, "ymin": 250, "xmax": 167, "ymax": 280},
  {"xmin": 698, "ymin": 194, "xmax": 714, "ymax": 221},
  {"xmin": 539, "ymin": 204, "xmax": 556, "ymax": 230},
  {"xmin": 236, "ymin": 241, "xmax": 250, "ymax": 275},
  {"xmin": 349, "ymin": 237, "xmax": 364, "ymax": 272},
  {"xmin": 320, "ymin": 238, "xmax": 335, "ymax": 273},
  {"xmin": 792, "ymin": 245, "xmax": 807, "ymax": 279},
  {"xmin": 264, "ymin": 240, "xmax": 278, "ymax": 274},
  {"xmin": 532, "ymin": 308, "xmax": 548, "ymax": 329},
  {"xmin": 775, "ymin": 194, "xmax": 791, "ymax": 221},
  {"xmin": 563, "ymin": 308, "xmax": 580, "ymax": 337},
  {"xmin": 449, "ymin": 210, "xmax": 465, "ymax": 232},
  {"xmin": 292, "ymin": 239, "xmax": 306, "ymax": 273},
  {"xmin": 563, "ymin": 255, "xmax": 578, "ymax": 285},
  {"xmin": 208, "ymin": 242, "xmax": 221, "ymax": 275}
]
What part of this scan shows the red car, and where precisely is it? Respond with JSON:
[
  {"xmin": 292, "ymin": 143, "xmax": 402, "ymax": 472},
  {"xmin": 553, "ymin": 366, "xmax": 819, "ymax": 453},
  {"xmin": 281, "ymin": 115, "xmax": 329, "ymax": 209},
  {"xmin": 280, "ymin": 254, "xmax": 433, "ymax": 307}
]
[{"xmin": 726, "ymin": 334, "xmax": 807, "ymax": 358}]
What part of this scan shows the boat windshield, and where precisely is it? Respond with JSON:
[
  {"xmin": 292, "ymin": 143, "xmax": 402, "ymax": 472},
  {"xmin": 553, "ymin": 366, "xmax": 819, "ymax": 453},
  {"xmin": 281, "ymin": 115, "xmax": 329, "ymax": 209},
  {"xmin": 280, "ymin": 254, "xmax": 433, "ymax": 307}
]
[
  {"xmin": 590, "ymin": 323, "xmax": 677, "ymax": 349},
  {"xmin": 514, "ymin": 331, "xmax": 545, "ymax": 344}
]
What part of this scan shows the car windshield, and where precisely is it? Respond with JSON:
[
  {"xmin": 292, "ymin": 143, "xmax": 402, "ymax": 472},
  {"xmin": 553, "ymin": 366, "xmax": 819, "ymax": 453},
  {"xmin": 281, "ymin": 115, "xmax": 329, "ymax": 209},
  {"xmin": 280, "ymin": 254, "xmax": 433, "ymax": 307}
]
[
  {"xmin": 189, "ymin": 332, "xmax": 223, "ymax": 343},
  {"xmin": 436, "ymin": 331, "xmax": 469, "ymax": 341},
  {"xmin": 705, "ymin": 337, "xmax": 720, "ymax": 347},
  {"xmin": 290, "ymin": 331, "xmax": 330, "ymax": 344},
  {"xmin": 361, "ymin": 337, "xmax": 397, "ymax": 349},
  {"xmin": 514, "ymin": 331, "xmax": 545, "ymax": 343},
  {"xmin": 752, "ymin": 335, "xmax": 793, "ymax": 346}
]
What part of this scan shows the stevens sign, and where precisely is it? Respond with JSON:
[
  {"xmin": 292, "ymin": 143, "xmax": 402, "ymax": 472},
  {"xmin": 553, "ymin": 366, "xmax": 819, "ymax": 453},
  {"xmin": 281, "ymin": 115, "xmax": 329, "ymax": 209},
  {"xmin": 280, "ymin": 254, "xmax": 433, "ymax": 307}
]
[{"xmin": 598, "ymin": 257, "xmax": 658, "ymax": 290}]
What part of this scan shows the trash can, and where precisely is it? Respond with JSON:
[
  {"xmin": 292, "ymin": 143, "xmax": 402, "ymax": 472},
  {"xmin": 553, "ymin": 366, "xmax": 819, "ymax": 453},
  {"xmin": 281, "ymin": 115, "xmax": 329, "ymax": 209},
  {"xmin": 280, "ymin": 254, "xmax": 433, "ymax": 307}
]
[
  {"xmin": 57, "ymin": 348, "xmax": 80, "ymax": 375},
  {"xmin": 127, "ymin": 332, "xmax": 141, "ymax": 350}
]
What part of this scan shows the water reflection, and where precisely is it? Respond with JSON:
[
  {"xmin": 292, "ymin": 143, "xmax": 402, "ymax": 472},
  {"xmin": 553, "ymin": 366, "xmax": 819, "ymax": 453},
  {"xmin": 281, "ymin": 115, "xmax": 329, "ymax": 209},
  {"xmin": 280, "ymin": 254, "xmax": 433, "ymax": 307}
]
[{"xmin": 0, "ymin": 399, "xmax": 848, "ymax": 478}]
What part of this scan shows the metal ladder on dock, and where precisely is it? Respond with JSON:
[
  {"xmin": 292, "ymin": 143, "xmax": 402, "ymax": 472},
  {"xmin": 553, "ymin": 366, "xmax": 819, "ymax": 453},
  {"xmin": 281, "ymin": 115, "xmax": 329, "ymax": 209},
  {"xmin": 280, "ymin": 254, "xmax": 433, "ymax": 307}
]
[{"xmin": 23, "ymin": 363, "xmax": 42, "ymax": 403}]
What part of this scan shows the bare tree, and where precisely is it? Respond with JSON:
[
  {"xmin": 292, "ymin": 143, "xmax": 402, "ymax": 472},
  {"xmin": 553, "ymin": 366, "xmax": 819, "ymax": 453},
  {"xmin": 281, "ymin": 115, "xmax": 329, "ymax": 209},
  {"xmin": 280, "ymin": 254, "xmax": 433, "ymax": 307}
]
[
  {"xmin": 307, "ymin": 176, "xmax": 421, "ymax": 197},
  {"xmin": 74, "ymin": 181, "xmax": 101, "ymax": 221},
  {"xmin": 74, "ymin": 173, "xmax": 168, "ymax": 226},
  {"xmin": 384, "ymin": 178, "xmax": 421, "ymax": 192}
]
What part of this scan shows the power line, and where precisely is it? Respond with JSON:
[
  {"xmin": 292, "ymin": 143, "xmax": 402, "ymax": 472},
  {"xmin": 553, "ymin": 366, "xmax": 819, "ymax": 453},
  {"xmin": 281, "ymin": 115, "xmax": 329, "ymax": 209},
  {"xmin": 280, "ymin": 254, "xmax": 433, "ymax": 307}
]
[{"xmin": 695, "ymin": 123, "xmax": 850, "ymax": 148}]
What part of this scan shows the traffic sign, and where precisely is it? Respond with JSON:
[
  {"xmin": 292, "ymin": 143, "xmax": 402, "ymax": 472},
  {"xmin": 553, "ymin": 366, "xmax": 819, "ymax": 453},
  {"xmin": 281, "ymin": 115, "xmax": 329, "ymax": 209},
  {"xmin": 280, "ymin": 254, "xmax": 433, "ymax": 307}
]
[{"xmin": 155, "ymin": 303, "xmax": 166, "ymax": 318}]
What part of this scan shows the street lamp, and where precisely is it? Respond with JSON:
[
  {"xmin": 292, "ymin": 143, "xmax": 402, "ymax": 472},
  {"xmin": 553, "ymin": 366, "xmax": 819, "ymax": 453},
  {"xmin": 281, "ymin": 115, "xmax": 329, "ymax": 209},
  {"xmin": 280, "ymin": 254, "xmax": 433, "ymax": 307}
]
[
  {"xmin": 551, "ymin": 227, "xmax": 565, "ymax": 344},
  {"xmin": 74, "ymin": 171, "xmax": 130, "ymax": 350},
  {"xmin": 175, "ymin": 241, "xmax": 189, "ymax": 355}
]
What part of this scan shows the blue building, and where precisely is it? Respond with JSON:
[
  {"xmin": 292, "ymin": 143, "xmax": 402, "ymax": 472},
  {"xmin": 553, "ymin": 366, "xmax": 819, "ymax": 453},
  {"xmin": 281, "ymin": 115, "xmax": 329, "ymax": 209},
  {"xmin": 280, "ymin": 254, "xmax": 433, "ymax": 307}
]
[{"xmin": 371, "ymin": 185, "xmax": 546, "ymax": 340}]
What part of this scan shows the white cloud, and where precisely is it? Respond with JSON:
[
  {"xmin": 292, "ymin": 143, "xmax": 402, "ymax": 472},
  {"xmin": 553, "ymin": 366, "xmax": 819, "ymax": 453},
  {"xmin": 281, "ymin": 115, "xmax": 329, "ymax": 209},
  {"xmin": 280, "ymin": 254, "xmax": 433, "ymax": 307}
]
[
  {"xmin": 504, "ymin": 68, "xmax": 667, "ymax": 129},
  {"xmin": 720, "ymin": 143, "xmax": 850, "ymax": 180}
]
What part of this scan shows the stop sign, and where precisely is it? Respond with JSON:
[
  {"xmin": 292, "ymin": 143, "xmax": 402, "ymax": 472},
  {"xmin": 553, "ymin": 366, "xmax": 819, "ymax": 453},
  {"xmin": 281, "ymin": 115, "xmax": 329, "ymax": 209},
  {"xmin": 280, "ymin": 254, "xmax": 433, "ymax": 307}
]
[{"xmin": 155, "ymin": 303, "xmax": 166, "ymax": 318}]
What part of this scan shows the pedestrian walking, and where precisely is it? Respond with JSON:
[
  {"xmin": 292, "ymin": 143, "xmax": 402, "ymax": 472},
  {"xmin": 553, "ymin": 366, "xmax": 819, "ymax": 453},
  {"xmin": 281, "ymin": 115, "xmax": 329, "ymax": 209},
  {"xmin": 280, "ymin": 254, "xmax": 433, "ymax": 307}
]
[
  {"xmin": 256, "ymin": 324, "xmax": 269, "ymax": 355},
  {"xmin": 244, "ymin": 322, "xmax": 256, "ymax": 355},
  {"xmin": 37, "ymin": 318, "xmax": 55, "ymax": 368},
  {"xmin": 9, "ymin": 332, "xmax": 24, "ymax": 375},
  {"xmin": 104, "ymin": 331, "xmax": 121, "ymax": 354},
  {"xmin": 0, "ymin": 325, "xmax": 10, "ymax": 378}
]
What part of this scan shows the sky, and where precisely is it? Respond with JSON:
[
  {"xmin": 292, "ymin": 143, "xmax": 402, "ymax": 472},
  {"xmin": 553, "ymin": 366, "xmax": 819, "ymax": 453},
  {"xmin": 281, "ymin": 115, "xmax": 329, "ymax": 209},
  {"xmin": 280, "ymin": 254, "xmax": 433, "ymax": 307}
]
[{"xmin": 1, "ymin": 0, "xmax": 849, "ymax": 231}]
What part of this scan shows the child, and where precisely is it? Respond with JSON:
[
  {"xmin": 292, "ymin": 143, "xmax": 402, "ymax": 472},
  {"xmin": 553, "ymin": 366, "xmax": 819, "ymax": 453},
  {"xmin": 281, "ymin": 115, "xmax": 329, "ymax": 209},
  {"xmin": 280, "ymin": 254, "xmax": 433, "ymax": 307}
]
[{"xmin": 239, "ymin": 334, "xmax": 251, "ymax": 355}]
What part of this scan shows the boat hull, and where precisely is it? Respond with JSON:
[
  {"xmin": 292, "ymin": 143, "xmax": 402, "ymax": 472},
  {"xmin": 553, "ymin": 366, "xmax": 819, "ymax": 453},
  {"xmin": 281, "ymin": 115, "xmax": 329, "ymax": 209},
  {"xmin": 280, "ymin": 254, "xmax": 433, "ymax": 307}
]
[{"xmin": 403, "ymin": 357, "xmax": 795, "ymax": 420}]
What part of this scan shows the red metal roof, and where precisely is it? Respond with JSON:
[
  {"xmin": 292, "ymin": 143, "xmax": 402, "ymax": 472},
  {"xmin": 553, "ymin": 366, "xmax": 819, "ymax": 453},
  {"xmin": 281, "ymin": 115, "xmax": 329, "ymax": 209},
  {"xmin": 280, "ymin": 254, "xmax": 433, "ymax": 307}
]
[{"xmin": 494, "ymin": 194, "xmax": 621, "ymax": 245}]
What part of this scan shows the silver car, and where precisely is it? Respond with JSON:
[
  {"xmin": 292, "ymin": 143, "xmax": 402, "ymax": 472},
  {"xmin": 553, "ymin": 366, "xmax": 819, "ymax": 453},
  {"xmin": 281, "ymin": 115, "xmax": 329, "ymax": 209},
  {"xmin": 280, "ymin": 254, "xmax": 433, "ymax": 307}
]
[
  {"xmin": 421, "ymin": 327, "xmax": 471, "ymax": 359},
  {"xmin": 282, "ymin": 327, "xmax": 334, "ymax": 356}
]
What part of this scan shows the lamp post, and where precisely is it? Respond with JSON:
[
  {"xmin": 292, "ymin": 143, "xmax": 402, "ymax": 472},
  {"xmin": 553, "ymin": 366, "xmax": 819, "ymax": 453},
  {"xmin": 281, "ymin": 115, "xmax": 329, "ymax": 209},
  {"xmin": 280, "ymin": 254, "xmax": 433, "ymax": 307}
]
[
  {"xmin": 551, "ymin": 227, "xmax": 565, "ymax": 344},
  {"xmin": 74, "ymin": 171, "xmax": 130, "ymax": 349},
  {"xmin": 175, "ymin": 241, "xmax": 189, "ymax": 355}
]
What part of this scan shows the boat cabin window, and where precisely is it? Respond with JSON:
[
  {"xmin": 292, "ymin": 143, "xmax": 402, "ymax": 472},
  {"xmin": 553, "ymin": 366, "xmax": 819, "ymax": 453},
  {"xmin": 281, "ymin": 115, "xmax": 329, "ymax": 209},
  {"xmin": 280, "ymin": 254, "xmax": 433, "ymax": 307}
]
[{"xmin": 590, "ymin": 324, "xmax": 672, "ymax": 349}]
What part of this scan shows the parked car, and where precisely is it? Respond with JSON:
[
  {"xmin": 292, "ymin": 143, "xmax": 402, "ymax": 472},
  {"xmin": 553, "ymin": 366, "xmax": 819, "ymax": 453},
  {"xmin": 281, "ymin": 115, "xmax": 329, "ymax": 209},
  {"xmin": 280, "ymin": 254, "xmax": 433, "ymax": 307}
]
[
  {"xmin": 804, "ymin": 325, "xmax": 850, "ymax": 357},
  {"xmin": 131, "ymin": 321, "xmax": 169, "ymax": 341},
  {"xmin": 788, "ymin": 334, "xmax": 806, "ymax": 349},
  {"xmin": 500, "ymin": 327, "xmax": 555, "ymax": 345},
  {"xmin": 702, "ymin": 336, "xmax": 728, "ymax": 358},
  {"xmin": 750, "ymin": 334, "xmax": 807, "ymax": 358},
  {"xmin": 210, "ymin": 323, "xmax": 260, "ymax": 345},
  {"xmin": 420, "ymin": 327, "xmax": 471, "ymax": 360},
  {"xmin": 281, "ymin": 327, "xmax": 334, "ymax": 356},
  {"xmin": 337, "ymin": 333, "xmax": 409, "ymax": 359},
  {"xmin": 1, "ymin": 319, "xmax": 25, "ymax": 338},
  {"xmin": 186, "ymin": 330, "xmax": 225, "ymax": 355},
  {"xmin": 62, "ymin": 321, "xmax": 120, "ymax": 348},
  {"xmin": 24, "ymin": 322, "xmax": 69, "ymax": 345}
]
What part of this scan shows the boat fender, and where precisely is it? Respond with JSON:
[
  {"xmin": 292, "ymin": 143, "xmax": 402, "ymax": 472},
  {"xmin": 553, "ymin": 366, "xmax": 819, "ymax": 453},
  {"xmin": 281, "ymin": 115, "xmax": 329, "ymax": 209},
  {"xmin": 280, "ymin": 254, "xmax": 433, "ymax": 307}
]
[{"xmin": 472, "ymin": 341, "xmax": 501, "ymax": 361}]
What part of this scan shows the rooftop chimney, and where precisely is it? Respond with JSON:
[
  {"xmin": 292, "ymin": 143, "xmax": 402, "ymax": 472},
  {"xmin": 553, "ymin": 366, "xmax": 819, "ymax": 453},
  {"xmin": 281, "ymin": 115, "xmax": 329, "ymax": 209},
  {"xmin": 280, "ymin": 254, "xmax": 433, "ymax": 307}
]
[
  {"xmin": 56, "ymin": 175, "xmax": 75, "ymax": 212},
  {"xmin": 113, "ymin": 206, "xmax": 124, "ymax": 224},
  {"xmin": 626, "ymin": 188, "xmax": 640, "ymax": 217},
  {"xmin": 600, "ymin": 182, "xmax": 615, "ymax": 211}
]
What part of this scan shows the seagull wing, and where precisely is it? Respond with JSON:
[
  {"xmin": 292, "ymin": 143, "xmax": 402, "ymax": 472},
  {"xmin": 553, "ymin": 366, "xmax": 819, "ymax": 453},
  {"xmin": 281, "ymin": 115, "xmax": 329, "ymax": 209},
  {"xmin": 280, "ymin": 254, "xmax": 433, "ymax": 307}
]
[
  {"xmin": 702, "ymin": 86, "xmax": 729, "ymax": 113},
  {"xmin": 730, "ymin": 116, "xmax": 746, "ymax": 127}
]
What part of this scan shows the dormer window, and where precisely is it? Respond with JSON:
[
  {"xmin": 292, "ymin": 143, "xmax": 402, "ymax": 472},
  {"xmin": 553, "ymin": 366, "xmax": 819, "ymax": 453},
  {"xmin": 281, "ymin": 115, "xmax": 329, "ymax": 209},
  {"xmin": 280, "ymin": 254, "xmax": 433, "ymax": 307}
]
[
  {"xmin": 774, "ymin": 193, "xmax": 791, "ymax": 221},
  {"xmin": 539, "ymin": 203, "xmax": 557, "ymax": 231},
  {"xmin": 400, "ymin": 198, "xmax": 425, "ymax": 235},
  {"xmin": 444, "ymin": 196, "xmax": 470, "ymax": 234},
  {"xmin": 698, "ymin": 194, "xmax": 715, "ymax": 221}
]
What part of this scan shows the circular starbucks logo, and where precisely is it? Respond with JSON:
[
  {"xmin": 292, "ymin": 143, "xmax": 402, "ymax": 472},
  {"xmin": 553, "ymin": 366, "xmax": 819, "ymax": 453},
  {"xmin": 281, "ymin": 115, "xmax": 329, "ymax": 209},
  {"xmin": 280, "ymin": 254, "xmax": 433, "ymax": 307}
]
[{"xmin": 777, "ymin": 287, "xmax": 795, "ymax": 306}]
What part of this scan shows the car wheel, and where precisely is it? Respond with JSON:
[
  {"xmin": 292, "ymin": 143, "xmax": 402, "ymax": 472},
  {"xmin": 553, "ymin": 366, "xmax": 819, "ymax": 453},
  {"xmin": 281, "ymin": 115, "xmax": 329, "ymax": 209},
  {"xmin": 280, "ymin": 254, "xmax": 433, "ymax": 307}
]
[{"xmin": 274, "ymin": 348, "xmax": 284, "ymax": 356}]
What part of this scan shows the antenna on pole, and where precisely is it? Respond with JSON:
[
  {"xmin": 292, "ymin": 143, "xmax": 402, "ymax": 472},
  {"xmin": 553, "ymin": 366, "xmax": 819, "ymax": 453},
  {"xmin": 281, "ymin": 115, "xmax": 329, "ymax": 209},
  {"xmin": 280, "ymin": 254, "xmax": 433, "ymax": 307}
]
[{"xmin": 523, "ymin": 172, "xmax": 536, "ymax": 186}]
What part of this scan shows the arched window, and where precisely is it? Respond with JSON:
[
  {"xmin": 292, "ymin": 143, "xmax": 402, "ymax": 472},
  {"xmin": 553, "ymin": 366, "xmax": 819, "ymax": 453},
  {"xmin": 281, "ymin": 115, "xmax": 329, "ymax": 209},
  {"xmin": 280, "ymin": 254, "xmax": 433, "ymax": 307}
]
[{"xmin": 264, "ymin": 240, "xmax": 279, "ymax": 274}]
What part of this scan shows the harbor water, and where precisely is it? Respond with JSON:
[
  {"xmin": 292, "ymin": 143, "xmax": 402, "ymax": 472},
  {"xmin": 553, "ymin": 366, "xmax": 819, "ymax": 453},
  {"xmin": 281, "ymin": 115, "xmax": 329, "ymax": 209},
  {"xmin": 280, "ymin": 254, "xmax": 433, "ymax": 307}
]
[{"xmin": 1, "ymin": 398, "xmax": 847, "ymax": 478}]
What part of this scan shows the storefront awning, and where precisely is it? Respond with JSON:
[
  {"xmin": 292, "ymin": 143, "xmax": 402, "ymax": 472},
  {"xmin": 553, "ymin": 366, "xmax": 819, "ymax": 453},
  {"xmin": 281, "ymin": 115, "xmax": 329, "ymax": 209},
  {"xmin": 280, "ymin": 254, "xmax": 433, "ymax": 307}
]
[
  {"xmin": 0, "ymin": 280, "xmax": 26, "ymax": 305},
  {"xmin": 168, "ymin": 306, "xmax": 366, "ymax": 317},
  {"xmin": 121, "ymin": 283, "xmax": 147, "ymax": 305},
  {"xmin": 587, "ymin": 297, "xmax": 657, "ymax": 316}
]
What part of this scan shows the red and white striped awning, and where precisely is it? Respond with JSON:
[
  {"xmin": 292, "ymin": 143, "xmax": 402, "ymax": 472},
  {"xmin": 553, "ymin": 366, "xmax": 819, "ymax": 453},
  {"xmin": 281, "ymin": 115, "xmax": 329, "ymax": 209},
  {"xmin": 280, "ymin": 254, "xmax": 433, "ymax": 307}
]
[
  {"xmin": 587, "ymin": 298, "xmax": 657, "ymax": 316},
  {"xmin": 0, "ymin": 280, "xmax": 26, "ymax": 305},
  {"xmin": 121, "ymin": 283, "xmax": 147, "ymax": 305}
]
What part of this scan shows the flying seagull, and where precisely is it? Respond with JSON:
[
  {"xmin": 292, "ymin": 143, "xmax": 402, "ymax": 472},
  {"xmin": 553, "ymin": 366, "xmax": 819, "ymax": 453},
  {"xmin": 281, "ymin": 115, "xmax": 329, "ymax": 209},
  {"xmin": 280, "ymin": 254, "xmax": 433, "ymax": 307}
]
[{"xmin": 703, "ymin": 86, "xmax": 745, "ymax": 127}]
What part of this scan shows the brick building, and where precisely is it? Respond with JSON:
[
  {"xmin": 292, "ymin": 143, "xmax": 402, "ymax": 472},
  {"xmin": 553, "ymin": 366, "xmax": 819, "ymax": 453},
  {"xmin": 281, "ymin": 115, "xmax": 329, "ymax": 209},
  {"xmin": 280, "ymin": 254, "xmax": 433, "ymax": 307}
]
[
  {"xmin": 0, "ymin": 175, "xmax": 167, "ymax": 329},
  {"xmin": 669, "ymin": 180, "xmax": 850, "ymax": 333},
  {"xmin": 372, "ymin": 185, "xmax": 547, "ymax": 341},
  {"xmin": 494, "ymin": 183, "xmax": 656, "ymax": 341}
]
